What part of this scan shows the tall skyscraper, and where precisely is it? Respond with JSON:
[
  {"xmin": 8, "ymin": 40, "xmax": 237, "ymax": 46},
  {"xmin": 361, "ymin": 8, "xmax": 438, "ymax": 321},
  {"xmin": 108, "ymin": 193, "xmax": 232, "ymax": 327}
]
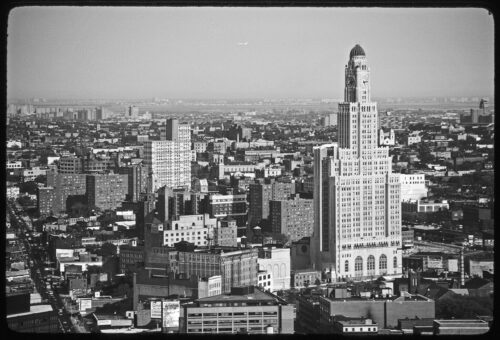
[
  {"xmin": 311, "ymin": 45, "xmax": 402, "ymax": 280},
  {"xmin": 144, "ymin": 119, "xmax": 191, "ymax": 192}
]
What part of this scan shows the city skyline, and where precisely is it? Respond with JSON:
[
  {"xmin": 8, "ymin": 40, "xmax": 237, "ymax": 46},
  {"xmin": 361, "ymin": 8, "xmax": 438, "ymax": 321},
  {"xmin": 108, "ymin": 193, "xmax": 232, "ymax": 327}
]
[{"xmin": 8, "ymin": 7, "xmax": 494, "ymax": 101}]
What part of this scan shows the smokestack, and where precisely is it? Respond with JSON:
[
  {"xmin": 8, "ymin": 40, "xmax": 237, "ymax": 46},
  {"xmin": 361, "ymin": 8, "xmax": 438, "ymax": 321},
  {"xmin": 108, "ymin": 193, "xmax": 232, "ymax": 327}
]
[{"xmin": 459, "ymin": 248, "xmax": 465, "ymax": 287}]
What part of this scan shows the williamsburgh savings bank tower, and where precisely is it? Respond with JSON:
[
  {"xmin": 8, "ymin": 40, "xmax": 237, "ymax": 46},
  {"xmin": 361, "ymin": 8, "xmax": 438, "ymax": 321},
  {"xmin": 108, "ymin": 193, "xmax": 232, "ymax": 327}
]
[{"xmin": 311, "ymin": 45, "xmax": 402, "ymax": 280}]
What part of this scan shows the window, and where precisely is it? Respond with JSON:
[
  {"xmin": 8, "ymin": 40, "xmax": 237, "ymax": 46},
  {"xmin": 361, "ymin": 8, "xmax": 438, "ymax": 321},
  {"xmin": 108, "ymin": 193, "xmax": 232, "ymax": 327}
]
[
  {"xmin": 379, "ymin": 254, "xmax": 387, "ymax": 270},
  {"xmin": 344, "ymin": 260, "xmax": 349, "ymax": 272},
  {"xmin": 367, "ymin": 255, "xmax": 375, "ymax": 271},
  {"xmin": 355, "ymin": 256, "xmax": 363, "ymax": 272},
  {"xmin": 393, "ymin": 256, "xmax": 398, "ymax": 269}
]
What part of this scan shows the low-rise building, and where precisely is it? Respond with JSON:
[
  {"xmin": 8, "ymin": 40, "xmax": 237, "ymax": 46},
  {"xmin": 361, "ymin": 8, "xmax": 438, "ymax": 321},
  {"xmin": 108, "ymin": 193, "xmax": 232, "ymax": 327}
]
[
  {"xmin": 180, "ymin": 286, "xmax": 294, "ymax": 334},
  {"xmin": 330, "ymin": 316, "xmax": 378, "ymax": 334},
  {"xmin": 318, "ymin": 292, "xmax": 435, "ymax": 330},
  {"xmin": 292, "ymin": 269, "xmax": 322, "ymax": 288},
  {"xmin": 433, "ymin": 319, "xmax": 489, "ymax": 335},
  {"xmin": 257, "ymin": 247, "xmax": 291, "ymax": 292},
  {"xmin": 163, "ymin": 214, "xmax": 217, "ymax": 247}
]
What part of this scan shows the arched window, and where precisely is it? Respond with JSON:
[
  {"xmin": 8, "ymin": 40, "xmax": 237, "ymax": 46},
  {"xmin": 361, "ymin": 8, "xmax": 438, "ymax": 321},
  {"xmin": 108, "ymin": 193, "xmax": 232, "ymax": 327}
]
[
  {"xmin": 175, "ymin": 224, "xmax": 178, "ymax": 230},
  {"xmin": 345, "ymin": 260, "xmax": 349, "ymax": 273},
  {"xmin": 367, "ymin": 255, "xmax": 375, "ymax": 271},
  {"xmin": 379, "ymin": 255, "xmax": 387, "ymax": 270},
  {"xmin": 355, "ymin": 256, "xmax": 363, "ymax": 272},
  {"xmin": 393, "ymin": 256, "xmax": 398, "ymax": 269}
]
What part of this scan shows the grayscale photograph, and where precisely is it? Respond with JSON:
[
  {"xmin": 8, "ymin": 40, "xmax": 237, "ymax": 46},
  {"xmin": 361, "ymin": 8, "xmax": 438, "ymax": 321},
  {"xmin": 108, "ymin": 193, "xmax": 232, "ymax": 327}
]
[{"xmin": 5, "ymin": 6, "xmax": 494, "ymax": 335}]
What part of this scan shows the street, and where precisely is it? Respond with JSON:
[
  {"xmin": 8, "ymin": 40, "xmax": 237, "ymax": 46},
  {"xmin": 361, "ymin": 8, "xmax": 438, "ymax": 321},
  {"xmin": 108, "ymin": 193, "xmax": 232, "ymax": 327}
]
[{"xmin": 9, "ymin": 201, "xmax": 89, "ymax": 333}]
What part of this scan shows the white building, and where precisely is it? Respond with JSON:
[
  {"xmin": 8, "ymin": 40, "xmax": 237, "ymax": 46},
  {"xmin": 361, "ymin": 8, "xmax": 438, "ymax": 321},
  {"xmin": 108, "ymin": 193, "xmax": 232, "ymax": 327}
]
[
  {"xmin": 379, "ymin": 128, "xmax": 395, "ymax": 146},
  {"xmin": 406, "ymin": 132, "xmax": 422, "ymax": 146},
  {"xmin": 6, "ymin": 186, "xmax": 20, "ymax": 199},
  {"xmin": 198, "ymin": 275, "xmax": 222, "ymax": 298},
  {"xmin": 6, "ymin": 161, "xmax": 23, "ymax": 169},
  {"xmin": 144, "ymin": 119, "xmax": 191, "ymax": 192},
  {"xmin": 163, "ymin": 214, "xmax": 217, "ymax": 247},
  {"xmin": 311, "ymin": 45, "xmax": 402, "ymax": 281},
  {"xmin": 257, "ymin": 247, "xmax": 290, "ymax": 292},
  {"xmin": 400, "ymin": 174, "xmax": 428, "ymax": 201},
  {"xmin": 257, "ymin": 270, "xmax": 273, "ymax": 291},
  {"xmin": 22, "ymin": 167, "xmax": 47, "ymax": 182}
]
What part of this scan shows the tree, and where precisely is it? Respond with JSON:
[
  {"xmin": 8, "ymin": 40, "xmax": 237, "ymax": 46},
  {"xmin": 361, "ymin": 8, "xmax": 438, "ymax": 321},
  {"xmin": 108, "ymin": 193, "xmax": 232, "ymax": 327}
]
[
  {"xmin": 19, "ymin": 181, "xmax": 38, "ymax": 195},
  {"xmin": 98, "ymin": 242, "xmax": 117, "ymax": 257},
  {"xmin": 87, "ymin": 265, "xmax": 102, "ymax": 275},
  {"xmin": 314, "ymin": 278, "xmax": 322, "ymax": 286},
  {"xmin": 436, "ymin": 295, "xmax": 493, "ymax": 319}
]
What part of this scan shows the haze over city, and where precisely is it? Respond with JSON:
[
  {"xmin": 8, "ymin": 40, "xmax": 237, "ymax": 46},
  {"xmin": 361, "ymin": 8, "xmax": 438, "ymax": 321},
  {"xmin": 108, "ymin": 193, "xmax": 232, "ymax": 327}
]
[{"xmin": 7, "ymin": 7, "xmax": 494, "ymax": 101}]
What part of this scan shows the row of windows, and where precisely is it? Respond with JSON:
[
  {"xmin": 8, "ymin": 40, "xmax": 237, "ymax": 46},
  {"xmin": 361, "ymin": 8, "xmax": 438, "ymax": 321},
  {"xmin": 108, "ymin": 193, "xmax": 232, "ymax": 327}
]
[{"xmin": 349, "ymin": 255, "xmax": 396, "ymax": 272}]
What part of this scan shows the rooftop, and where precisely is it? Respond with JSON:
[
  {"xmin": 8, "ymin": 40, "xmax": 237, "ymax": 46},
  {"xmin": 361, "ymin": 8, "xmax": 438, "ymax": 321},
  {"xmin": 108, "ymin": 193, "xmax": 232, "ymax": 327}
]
[
  {"xmin": 197, "ymin": 287, "xmax": 282, "ymax": 305},
  {"xmin": 7, "ymin": 304, "xmax": 54, "ymax": 318}
]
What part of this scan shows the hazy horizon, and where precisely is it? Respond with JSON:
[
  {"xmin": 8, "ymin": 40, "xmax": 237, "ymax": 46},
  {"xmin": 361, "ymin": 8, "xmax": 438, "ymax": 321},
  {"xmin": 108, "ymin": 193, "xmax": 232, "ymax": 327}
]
[{"xmin": 7, "ymin": 7, "xmax": 494, "ymax": 101}]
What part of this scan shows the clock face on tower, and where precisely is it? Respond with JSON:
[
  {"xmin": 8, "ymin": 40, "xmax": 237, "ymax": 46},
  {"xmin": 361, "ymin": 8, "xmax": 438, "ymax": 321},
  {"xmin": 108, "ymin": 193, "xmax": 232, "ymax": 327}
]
[{"xmin": 346, "ymin": 76, "xmax": 355, "ymax": 87}]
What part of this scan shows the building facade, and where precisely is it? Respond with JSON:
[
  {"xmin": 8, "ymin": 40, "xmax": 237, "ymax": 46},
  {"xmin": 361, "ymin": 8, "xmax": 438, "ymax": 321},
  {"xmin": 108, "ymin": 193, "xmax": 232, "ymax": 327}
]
[
  {"xmin": 311, "ymin": 45, "xmax": 402, "ymax": 280},
  {"xmin": 86, "ymin": 173, "xmax": 128, "ymax": 211},
  {"xmin": 163, "ymin": 214, "xmax": 217, "ymax": 247},
  {"xmin": 207, "ymin": 193, "xmax": 247, "ymax": 227},
  {"xmin": 144, "ymin": 119, "xmax": 191, "ymax": 192},
  {"xmin": 248, "ymin": 179, "xmax": 296, "ymax": 227},
  {"xmin": 269, "ymin": 195, "xmax": 314, "ymax": 242},
  {"xmin": 400, "ymin": 174, "xmax": 428, "ymax": 201},
  {"xmin": 213, "ymin": 218, "xmax": 238, "ymax": 247},
  {"xmin": 180, "ymin": 286, "xmax": 294, "ymax": 334},
  {"xmin": 257, "ymin": 247, "xmax": 291, "ymax": 292},
  {"xmin": 177, "ymin": 248, "xmax": 258, "ymax": 293}
]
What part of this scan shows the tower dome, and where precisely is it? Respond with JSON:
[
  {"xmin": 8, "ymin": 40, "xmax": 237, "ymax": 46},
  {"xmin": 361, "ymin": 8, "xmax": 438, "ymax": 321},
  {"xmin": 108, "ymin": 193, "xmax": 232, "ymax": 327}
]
[{"xmin": 349, "ymin": 44, "xmax": 366, "ymax": 59}]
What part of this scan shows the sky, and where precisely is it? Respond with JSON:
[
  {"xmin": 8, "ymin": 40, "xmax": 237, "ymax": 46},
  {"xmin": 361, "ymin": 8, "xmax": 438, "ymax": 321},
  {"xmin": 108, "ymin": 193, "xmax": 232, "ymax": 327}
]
[{"xmin": 7, "ymin": 7, "xmax": 494, "ymax": 100}]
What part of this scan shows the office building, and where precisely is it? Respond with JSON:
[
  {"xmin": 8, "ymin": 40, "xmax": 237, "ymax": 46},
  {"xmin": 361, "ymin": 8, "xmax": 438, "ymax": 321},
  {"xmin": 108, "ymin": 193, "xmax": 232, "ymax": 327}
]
[
  {"xmin": 177, "ymin": 247, "xmax": 258, "ymax": 293},
  {"xmin": 248, "ymin": 179, "xmax": 296, "ymax": 228},
  {"xmin": 58, "ymin": 156, "xmax": 83, "ymax": 174},
  {"xmin": 163, "ymin": 214, "xmax": 217, "ymax": 247},
  {"xmin": 213, "ymin": 218, "xmax": 238, "ymax": 247},
  {"xmin": 45, "ymin": 172, "xmax": 87, "ymax": 215},
  {"xmin": 311, "ymin": 45, "xmax": 402, "ymax": 280},
  {"xmin": 86, "ymin": 173, "xmax": 128, "ymax": 211},
  {"xmin": 157, "ymin": 187, "xmax": 191, "ymax": 222},
  {"xmin": 118, "ymin": 163, "xmax": 148, "ymax": 202},
  {"xmin": 269, "ymin": 195, "xmax": 314, "ymax": 242},
  {"xmin": 180, "ymin": 286, "xmax": 294, "ymax": 334},
  {"xmin": 207, "ymin": 193, "xmax": 247, "ymax": 228},
  {"xmin": 144, "ymin": 119, "xmax": 191, "ymax": 192},
  {"xmin": 37, "ymin": 186, "xmax": 55, "ymax": 216}
]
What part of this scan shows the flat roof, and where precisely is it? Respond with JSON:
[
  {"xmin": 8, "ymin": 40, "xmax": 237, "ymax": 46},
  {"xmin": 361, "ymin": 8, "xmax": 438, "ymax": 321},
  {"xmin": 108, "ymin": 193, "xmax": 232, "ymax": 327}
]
[
  {"xmin": 434, "ymin": 319, "xmax": 488, "ymax": 325},
  {"xmin": 198, "ymin": 289, "xmax": 276, "ymax": 304},
  {"xmin": 94, "ymin": 314, "xmax": 129, "ymax": 320},
  {"xmin": 7, "ymin": 304, "xmax": 54, "ymax": 318}
]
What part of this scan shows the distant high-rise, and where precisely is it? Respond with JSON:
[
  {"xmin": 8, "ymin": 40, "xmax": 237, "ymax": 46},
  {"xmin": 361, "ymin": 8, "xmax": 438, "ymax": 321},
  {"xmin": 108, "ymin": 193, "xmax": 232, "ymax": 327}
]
[
  {"xmin": 127, "ymin": 106, "xmax": 139, "ymax": 119},
  {"xmin": 144, "ymin": 119, "xmax": 191, "ymax": 192},
  {"xmin": 311, "ymin": 45, "xmax": 402, "ymax": 280},
  {"xmin": 118, "ymin": 163, "xmax": 148, "ymax": 202}
]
